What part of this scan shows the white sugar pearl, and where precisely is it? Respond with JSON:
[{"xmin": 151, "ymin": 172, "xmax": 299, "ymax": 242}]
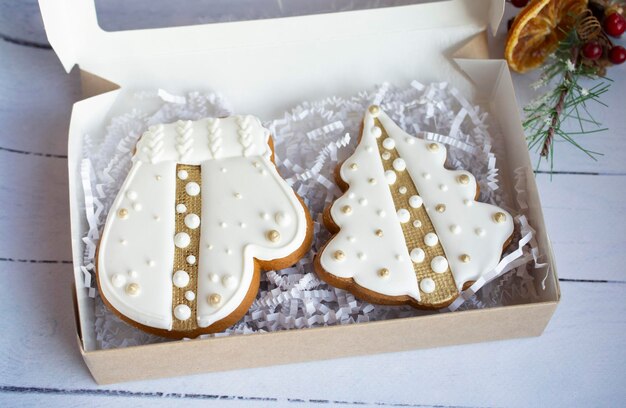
[
  {"xmin": 410, "ymin": 248, "xmax": 425, "ymax": 264},
  {"xmin": 186, "ymin": 255, "xmax": 196, "ymax": 265},
  {"xmin": 184, "ymin": 213, "xmax": 200, "ymax": 229},
  {"xmin": 174, "ymin": 232, "xmax": 191, "ymax": 248},
  {"xmin": 475, "ymin": 228, "xmax": 486, "ymax": 237},
  {"xmin": 424, "ymin": 232, "xmax": 439, "ymax": 247},
  {"xmin": 371, "ymin": 126, "xmax": 382, "ymax": 138},
  {"xmin": 420, "ymin": 278, "xmax": 436, "ymax": 294},
  {"xmin": 184, "ymin": 291, "xmax": 195, "ymax": 301},
  {"xmin": 382, "ymin": 152, "xmax": 391, "ymax": 160},
  {"xmin": 111, "ymin": 274, "xmax": 126, "ymax": 288},
  {"xmin": 439, "ymin": 184, "xmax": 448, "ymax": 191},
  {"xmin": 176, "ymin": 204, "xmax": 187, "ymax": 213},
  {"xmin": 409, "ymin": 195, "xmax": 423, "ymax": 208},
  {"xmin": 132, "ymin": 202, "xmax": 142, "ymax": 211},
  {"xmin": 413, "ymin": 220, "xmax": 422, "ymax": 228},
  {"xmin": 382, "ymin": 138, "xmax": 395, "ymax": 150},
  {"xmin": 209, "ymin": 273, "xmax": 219, "ymax": 283},
  {"xmin": 392, "ymin": 158, "xmax": 406, "ymax": 171},
  {"xmin": 222, "ymin": 274, "xmax": 238, "ymax": 289},
  {"xmin": 359, "ymin": 198, "xmax": 368, "ymax": 206},
  {"xmin": 385, "ymin": 170, "xmax": 397, "ymax": 185},
  {"xmin": 185, "ymin": 182, "xmax": 200, "ymax": 196},
  {"xmin": 174, "ymin": 304, "xmax": 191, "ymax": 321},
  {"xmin": 125, "ymin": 190, "xmax": 138, "ymax": 200},
  {"xmin": 173, "ymin": 270, "xmax": 190, "ymax": 288},
  {"xmin": 399, "ymin": 186, "xmax": 407, "ymax": 194},
  {"xmin": 431, "ymin": 256, "xmax": 449, "ymax": 273},
  {"xmin": 450, "ymin": 224, "xmax": 461, "ymax": 234},
  {"xmin": 177, "ymin": 170, "xmax": 188, "ymax": 180},
  {"xmin": 275, "ymin": 211, "xmax": 291, "ymax": 226},
  {"xmin": 396, "ymin": 209, "xmax": 410, "ymax": 223}
]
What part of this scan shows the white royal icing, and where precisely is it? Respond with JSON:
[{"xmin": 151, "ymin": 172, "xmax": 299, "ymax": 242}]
[
  {"xmin": 98, "ymin": 115, "xmax": 308, "ymax": 331},
  {"xmin": 319, "ymin": 108, "xmax": 514, "ymax": 301}
]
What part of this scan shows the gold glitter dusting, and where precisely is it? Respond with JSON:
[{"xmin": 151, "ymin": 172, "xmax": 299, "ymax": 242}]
[
  {"xmin": 374, "ymin": 118, "xmax": 458, "ymax": 307},
  {"xmin": 171, "ymin": 164, "xmax": 201, "ymax": 332}
]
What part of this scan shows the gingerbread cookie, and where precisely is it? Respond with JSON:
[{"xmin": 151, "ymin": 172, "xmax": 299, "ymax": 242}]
[
  {"xmin": 97, "ymin": 115, "xmax": 312, "ymax": 338},
  {"xmin": 314, "ymin": 106, "xmax": 513, "ymax": 309}
]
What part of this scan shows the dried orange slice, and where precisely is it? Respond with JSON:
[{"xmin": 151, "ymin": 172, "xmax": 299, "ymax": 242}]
[{"xmin": 505, "ymin": 0, "xmax": 588, "ymax": 73}]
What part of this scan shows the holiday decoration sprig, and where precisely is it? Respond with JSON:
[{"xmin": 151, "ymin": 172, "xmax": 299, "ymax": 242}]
[
  {"xmin": 523, "ymin": 27, "xmax": 611, "ymax": 170},
  {"xmin": 506, "ymin": 0, "xmax": 625, "ymax": 172}
]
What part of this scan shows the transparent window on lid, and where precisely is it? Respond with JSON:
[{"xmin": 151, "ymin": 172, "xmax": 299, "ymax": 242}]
[{"xmin": 95, "ymin": 0, "xmax": 428, "ymax": 31}]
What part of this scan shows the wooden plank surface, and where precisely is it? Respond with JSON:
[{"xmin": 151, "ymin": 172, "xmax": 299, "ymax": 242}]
[{"xmin": 1, "ymin": 1, "xmax": 625, "ymax": 407}]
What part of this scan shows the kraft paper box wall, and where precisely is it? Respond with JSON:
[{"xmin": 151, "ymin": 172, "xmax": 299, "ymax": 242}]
[{"xmin": 39, "ymin": 0, "xmax": 560, "ymax": 384}]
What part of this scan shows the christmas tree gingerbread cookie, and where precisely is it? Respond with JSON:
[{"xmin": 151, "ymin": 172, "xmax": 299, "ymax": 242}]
[
  {"xmin": 314, "ymin": 106, "xmax": 514, "ymax": 309},
  {"xmin": 97, "ymin": 116, "xmax": 313, "ymax": 338}
]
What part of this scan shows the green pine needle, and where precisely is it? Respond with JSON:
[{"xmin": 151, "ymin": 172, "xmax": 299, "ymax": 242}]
[{"xmin": 523, "ymin": 27, "xmax": 611, "ymax": 173}]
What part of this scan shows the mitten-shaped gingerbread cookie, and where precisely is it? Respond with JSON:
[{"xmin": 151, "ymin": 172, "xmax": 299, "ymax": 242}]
[
  {"xmin": 97, "ymin": 116, "xmax": 312, "ymax": 337},
  {"xmin": 315, "ymin": 106, "xmax": 513, "ymax": 309}
]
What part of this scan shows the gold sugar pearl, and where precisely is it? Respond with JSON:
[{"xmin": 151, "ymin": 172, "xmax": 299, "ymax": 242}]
[
  {"xmin": 428, "ymin": 143, "xmax": 439, "ymax": 152},
  {"xmin": 334, "ymin": 250, "xmax": 346, "ymax": 261},
  {"xmin": 125, "ymin": 283, "xmax": 140, "ymax": 296},
  {"xmin": 349, "ymin": 163, "xmax": 358, "ymax": 170},
  {"xmin": 208, "ymin": 293, "xmax": 222, "ymax": 305},
  {"xmin": 458, "ymin": 174, "xmax": 470, "ymax": 185},
  {"xmin": 493, "ymin": 212, "xmax": 507, "ymax": 223},
  {"xmin": 375, "ymin": 229, "xmax": 384, "ymax": 237},
  {"xmin": 369, "ymin": 105, "xmax": 380, "ymax": 116},
  {"xmin": 117, "ymin": 208, "xmax": 129, "ymax": 219},
  {"xmin": 378, "ymin": 268, "xmax": 390, "ymax": 278},
  {"xmin": 267, "ymin": 229, "xmax": 281, "ymax": 242},
  {"xmin": 435, "ymin": 204, "xmax": 446, "ymax": 213},
  {"xmin": 341, "ymin": 205, "xmax": 353, "ymax": 214},
  {"xmin": 460, "ymin": 254, "xmax": 471, "ymax": 263}
]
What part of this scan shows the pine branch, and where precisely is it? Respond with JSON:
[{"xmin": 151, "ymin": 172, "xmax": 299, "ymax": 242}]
[{"xmin": 523, "ymin": 28, "xmax": 610, "ymax": 171}]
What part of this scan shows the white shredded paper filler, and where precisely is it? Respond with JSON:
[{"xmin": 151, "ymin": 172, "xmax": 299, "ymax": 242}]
[{"xmin": 79, "ymin": 82, "xmax": 549, "ymax": 349}]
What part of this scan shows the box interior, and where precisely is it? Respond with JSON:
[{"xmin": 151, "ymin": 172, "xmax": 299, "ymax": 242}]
[{"xmin": 40, "ymin": 0, "xmax": 557, "ymax": 364}]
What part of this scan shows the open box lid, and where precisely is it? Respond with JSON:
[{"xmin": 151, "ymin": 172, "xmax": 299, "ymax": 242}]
[{"xmin": 39, "ymin": 0, "xmax": 504, "ymax": 117}]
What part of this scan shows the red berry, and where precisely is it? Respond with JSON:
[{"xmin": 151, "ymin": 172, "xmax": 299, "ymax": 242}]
[
  {"xmin": 511, "ymin": 0, "xmax": 529, "ymax": 7},
  {"xmin": 582, "ymin": 42, "xmax": 603, "ymax": 60},
  {"xmin": 604, "ymin": 13, "xmax": 626, "ymax": 37},
  {"xmin": 609, "ymin": 46, "xmax": 626, "ymax": 64}
]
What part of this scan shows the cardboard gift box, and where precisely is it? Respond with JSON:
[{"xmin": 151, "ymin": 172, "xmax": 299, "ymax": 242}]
[{"xmin": 39, "ymin": 0, "xmax": 560, "ymax": 384}]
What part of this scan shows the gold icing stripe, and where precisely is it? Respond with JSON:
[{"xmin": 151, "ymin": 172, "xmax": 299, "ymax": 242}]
[
  {"xmin": 374, "ymin": 119, "xmax": 458, "ymax": 307},
  {"xmin": 171, "ymin": 164, "xmax": 201, "ymax": 331}
]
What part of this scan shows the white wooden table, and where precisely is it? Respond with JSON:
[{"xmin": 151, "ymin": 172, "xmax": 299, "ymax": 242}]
[{"xmin": 1, "ymin": 2, "xmax": 624, "ymax": 407}]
